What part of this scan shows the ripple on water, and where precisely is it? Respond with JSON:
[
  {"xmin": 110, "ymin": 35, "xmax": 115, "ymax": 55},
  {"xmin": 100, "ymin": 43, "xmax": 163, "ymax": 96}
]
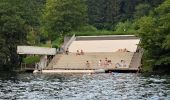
[{"xmin": 0, "ymin": 73, "xmax": 170, "ymax": 100}]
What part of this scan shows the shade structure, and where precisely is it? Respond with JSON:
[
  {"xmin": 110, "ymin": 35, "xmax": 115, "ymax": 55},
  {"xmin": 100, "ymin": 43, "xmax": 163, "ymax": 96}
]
[{"xmin": 17, "ymin": 46, "xmax": 56, "ymax": 55}]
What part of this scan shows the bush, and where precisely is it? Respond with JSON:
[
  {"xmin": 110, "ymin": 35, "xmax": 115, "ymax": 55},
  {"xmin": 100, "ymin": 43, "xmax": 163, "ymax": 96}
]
[
  {"xmin": 76, "ymin": 25, "xmax": 97, "ymax": 32},
  {"xmin": 115, "ymin": 20, "xmax": 136, "ymax": 33},
  {"xmin": 52, "ymin": 36, "xmax": 64, "ymax": 48},
  {"xmin": 23, "ymin": 56, "xmax": 40, "ymax": 64}
]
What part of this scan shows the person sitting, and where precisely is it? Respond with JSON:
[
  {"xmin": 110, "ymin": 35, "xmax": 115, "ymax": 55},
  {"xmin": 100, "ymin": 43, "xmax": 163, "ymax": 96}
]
[
  {"xmin": 123, "ymin": 48, "xmax": 127, "ymax": 52},
  {"xmin": 104, "ymin": 60, "xmax": 108, "ymax": 66},
  {"xmin": 65, "ymin": 48, "xmax": 69, "ymax": 55},
  {"xmin": 105, "ymin": 57, "xmax": 108, "ymax": 61},
  {"xmin": 76, "ymin": 50, "xmax": 80, "ymax": 56},
  {"xmin": 115, "ymin": 63, "xmax": 121, "ymax": 68},
  {"xmin": 120, "ymin": 60, "xmax": 126, "ymax": 67},
  {"xmin": 80, "ymin": 49, "xmax": 84, "ymax": 55},
  {"xmin": 98, "ymin": 60, "xmax": 102, "ymax": 67},
  {"xmin": 86, "ymin": 60, "xmax": 90, "ymax": 68},
  {"xmin": 108, "ymin": 60, "xmax": 112, "ymax": 65},
  {"xmin": 120, "ymin": 49, "xmax": 123, "ymax": 52}
]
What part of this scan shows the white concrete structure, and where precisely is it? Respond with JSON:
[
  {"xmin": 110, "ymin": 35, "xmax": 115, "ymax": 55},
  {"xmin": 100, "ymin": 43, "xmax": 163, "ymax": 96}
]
[
  {"xmin": 17, "ymin": 46, "xmax": 56, "ymax": 55},
  {"xmin": 46, "ymin": 35, "xmax": 141, "ymax": 72},
  {"xmin": 33, "ymin": 69, "xmax": 105, "ymax": 74},
  {"xmin": 69, "ymin": 39, "xmax": 140, "ymax": 52},
  {"xmin": 52, "ymin": 52, "xmax": 134, "ymax": 70},
  {"xmin": 37, "ymin": 56, "xmax": 48, "ymax": 69}
]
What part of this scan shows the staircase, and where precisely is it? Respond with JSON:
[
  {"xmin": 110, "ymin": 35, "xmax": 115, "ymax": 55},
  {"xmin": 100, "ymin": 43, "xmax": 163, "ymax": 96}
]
[
  {"xmin": 129, "ymin": 49, "xmax": 143, "ymax": 70},
  {"xmin": 45, "ymin": 54, "xmax": 62, "ymax": 69},
  {"xmin": 50, "ymin": 52, "xmax": 134, "ymax": 70}
]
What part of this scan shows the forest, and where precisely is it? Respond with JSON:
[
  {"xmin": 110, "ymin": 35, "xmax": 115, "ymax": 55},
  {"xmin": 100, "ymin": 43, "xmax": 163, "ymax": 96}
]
[{"xmin": 0, "ymin": 0, "xmax": 169, "ymax": 72}]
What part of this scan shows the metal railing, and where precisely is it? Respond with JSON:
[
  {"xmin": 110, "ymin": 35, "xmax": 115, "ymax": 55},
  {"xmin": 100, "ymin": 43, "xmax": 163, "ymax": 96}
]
[{"xmin": 63, "ymin": 34, "xmax": 76, "ymax": 51}]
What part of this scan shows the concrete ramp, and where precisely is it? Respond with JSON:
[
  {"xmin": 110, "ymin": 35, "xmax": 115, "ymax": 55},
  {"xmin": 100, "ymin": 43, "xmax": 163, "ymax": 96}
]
[{"xmin": 69, "ymin": 39, "xmax": 140, "ymax": 52}]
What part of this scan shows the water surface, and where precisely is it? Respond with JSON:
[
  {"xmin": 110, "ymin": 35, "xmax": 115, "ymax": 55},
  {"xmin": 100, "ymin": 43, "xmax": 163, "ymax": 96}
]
[{"xmin": 0, "ymin": 72, "xmax": 170, "ymax": 100}]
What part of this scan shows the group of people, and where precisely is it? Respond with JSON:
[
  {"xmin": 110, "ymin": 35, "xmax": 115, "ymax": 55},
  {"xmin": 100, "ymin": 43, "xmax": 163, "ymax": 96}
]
[
  {"xmin": 117, "ymin": 48, "xmax": 129, "ymax": 52},
  {"xmin": 76, "ymin": 50, "xmax": 84, "ymax": 56},
  {"xmin": 85, "ymin": 57, "xmax": 113, "ymax": 68},
  {"xmin": 98, "ymin": 58, "xmax": 112, "ymax": 67},
  {"xmin": 64, "ymin": 48, "xmax": 85, "ymax": 56},
  {"xmin": 86, "ymin": 59, "xmax": 127, "ymax": 68}
]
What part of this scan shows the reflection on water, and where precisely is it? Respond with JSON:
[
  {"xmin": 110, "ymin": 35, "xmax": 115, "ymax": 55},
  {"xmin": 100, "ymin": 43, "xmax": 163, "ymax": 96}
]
[{"xmin": 0, "ymin": 72, "xmax": 170, "ymax": 100}]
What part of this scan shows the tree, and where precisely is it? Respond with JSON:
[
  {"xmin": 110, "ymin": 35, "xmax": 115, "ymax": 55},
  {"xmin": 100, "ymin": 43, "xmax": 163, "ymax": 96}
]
[
  {"xmin": 137, "ymin": 0, "xmax": 170, "ymax": 71},
  {"xmin": 0, "ymin": 2, "xmax": 27, "ymax": 68},
  {"xmin": 134, "ymin": 3, "xmax": 151, "ymax": 18},
  {"xmin": 42, "ymin": 0, "xmax": 87, "ymax": 40},
  {"xmin": 115, "ymin": 20, "xmax": 136, "ymax": 32},
  {"xmin": 86, "ymin": 0, "xmax": 163, "ymax": 30},
  {"xmin": 87, "ymin": 0, "xmax": 122, "ymax": 30},
  {"xmin": 12, "ymin": 0, "xmax": 45, "ymax": 45}
]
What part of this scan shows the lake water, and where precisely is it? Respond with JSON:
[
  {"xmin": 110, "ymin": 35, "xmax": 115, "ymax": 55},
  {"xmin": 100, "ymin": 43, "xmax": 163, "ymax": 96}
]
[{"xmin": 0, "ymin": 72, "xmax": 170, "ymax": 100}]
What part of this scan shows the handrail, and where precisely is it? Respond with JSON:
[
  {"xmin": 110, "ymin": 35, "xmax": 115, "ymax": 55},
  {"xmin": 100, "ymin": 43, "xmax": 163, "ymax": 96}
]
[{"xmin": 63, "ymin": 34, "xmax": 76, "ymax": 51}]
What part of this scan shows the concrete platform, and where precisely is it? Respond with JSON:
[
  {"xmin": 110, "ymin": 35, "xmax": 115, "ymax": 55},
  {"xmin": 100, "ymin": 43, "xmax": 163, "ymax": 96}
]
[
  {"xmin": 69, "ymin": 39, "xmax": 140, "ymax": 52},
  {"xmin": 45, "ymin": 35, "xmax": 142, "ymax": 73},
  {"xmin": 33, "ymin": 69, "xmax": 105, "ymax": 74}
]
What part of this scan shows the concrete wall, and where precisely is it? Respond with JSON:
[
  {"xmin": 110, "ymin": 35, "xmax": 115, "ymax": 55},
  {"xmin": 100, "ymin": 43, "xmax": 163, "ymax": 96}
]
[{"xmin": 69, "ymin": 39, "xmax": 140, "ymax": 52}]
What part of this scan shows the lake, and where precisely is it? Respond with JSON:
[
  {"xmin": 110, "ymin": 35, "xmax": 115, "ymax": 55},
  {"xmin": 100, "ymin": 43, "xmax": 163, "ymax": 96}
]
[{"xmin": 0, "ymin": 72, "xmax": 170, "ymax": 100}]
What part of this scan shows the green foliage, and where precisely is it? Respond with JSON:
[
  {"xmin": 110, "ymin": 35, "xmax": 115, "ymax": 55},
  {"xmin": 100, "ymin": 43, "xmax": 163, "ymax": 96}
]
[
  {"xmin": 75, "ymin": 25, "xmax": 97, "ymax": 32},
  {"xmin": 0, "ymin": 1, "xmax": 27, "ymax": 67},
  {"xmin": 23, "ymin": 56, "xmax": 40, "ymax": 64},
  {"xmin": 134, "ymin": 3, "xmax": 151, "ymax": 18},
  {"xmin": 27, "ymin": 28, "xmax": 39, "ymax": 45},
  {"xmin": 0, "ymin": 0, "xmax": 165, "ymax": 71},
  {"xmin": 42, "ymin": 0, "xmax": 87, "ymax": 40},
  {"xmin": 0, "ymin": 37, "xmax": 9, "ymax": 66},
  {"xmin": 162, "ymin": 35, "xmax": 170, "ymax": 49},
  {"xmin": 52, "ymin": 37, "xmax": 64, "ymax": 48},
  {"xmin": 86, "ymin": 0, "xmax": 163, "ymax": 30},
  {"xmin": 0, "ymin": 0, "xmax": 45, "ymax": 67},
  {"xmin": 40, "ymin": 40, "xmax": 52, "ymax": 47},
  {"xmin": 155, "ymin": 0, "xmax": 170, "ymax": 14},
  {"xmin": 137, "ymin": 0, "xmax": 170, "ymax": 71},
  {"xmin": 115, "ymin": 20, "xmax": 136, "ymax": 33},
  {"xmin": 156, "ymin": 55, "xmax": 170, "ymax": 66}
]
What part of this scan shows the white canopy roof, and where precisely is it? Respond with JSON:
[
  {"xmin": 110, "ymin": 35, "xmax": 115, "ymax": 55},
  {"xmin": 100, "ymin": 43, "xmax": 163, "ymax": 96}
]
[{"xmin": 17, "ymin": 46, "xmax": 56, "ymax": 55}]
